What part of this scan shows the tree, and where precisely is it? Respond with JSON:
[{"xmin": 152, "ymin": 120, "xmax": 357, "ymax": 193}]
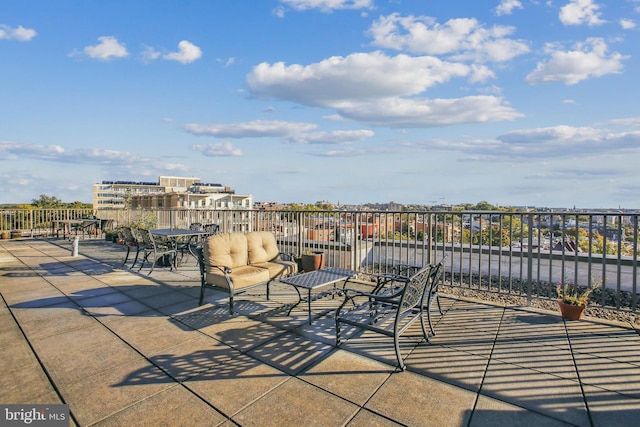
[{"xmin": 31, "ymin": 195, "xmax": 63, "ymax": 208}]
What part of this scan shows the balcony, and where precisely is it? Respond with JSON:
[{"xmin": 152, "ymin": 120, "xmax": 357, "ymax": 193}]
[{"xmin": 1, "ymin": 236, "xmax": 639, "ymax": 426}]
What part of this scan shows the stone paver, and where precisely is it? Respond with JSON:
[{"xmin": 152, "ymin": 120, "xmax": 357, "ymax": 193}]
[{"xmin": 2, "ymin": 238, "xmax": 640, "ymax": 426}]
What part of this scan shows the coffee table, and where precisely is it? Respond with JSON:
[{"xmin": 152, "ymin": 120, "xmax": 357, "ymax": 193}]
[{"xmin": 279, "ymin": 267, "xmax": 358, "ymax": 324}]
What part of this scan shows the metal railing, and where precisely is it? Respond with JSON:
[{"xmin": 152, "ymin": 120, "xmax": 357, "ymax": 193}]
[
  {"xmin": 3, "ymin": 207, "xmax": 638, "ymax": 312},
  {"xmin": 0, "ymin": 208, "xmax": 97, "ymax": 235}
]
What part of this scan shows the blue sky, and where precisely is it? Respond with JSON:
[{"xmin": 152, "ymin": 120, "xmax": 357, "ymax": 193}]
[{"xmin": 1, "ymin": 0, "xmax": 639, "ymax": 208}]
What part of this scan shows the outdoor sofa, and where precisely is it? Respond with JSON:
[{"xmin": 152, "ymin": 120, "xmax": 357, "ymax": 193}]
[{"xmin": 198, "ymin": 231, "xmax": 297, "ymax": 313}]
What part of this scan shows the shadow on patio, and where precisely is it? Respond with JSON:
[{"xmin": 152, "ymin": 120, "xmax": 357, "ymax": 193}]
[{"xmin": 1, "ymin": 238, "xmax": 640, "ymax": 426}]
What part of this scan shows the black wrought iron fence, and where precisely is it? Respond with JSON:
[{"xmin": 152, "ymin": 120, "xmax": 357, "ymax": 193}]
[{"xmin": 3, "ymin": 207, "xmax": 638, "ymax": 312}]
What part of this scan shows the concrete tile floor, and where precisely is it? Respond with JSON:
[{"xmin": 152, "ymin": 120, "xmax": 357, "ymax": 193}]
[{"xmin": 1, "ymin": 238, "xmax": 640, "ymax": 426}]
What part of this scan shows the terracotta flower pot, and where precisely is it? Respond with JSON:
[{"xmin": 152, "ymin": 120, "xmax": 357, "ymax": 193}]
[
  {"xmin": 301, "ymin": 252, "xmax": 325, "ymax": 272},
  {"xmin": 558, "ymin": 300, "xmax": 586, "ymax": 321}
]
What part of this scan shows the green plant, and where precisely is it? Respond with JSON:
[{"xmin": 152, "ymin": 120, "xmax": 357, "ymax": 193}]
[
  {"xmin": 128, "ymin": 210, "xmax": 158, "ymax": 230},
  {"xmin": 556, "ymin": 282, "xmax": 598, "ymax": 306}
]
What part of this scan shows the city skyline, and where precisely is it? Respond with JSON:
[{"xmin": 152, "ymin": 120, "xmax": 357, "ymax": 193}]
[{"xmin": 1, "ymin": 1, "xmax": 639, "ymax": 209}]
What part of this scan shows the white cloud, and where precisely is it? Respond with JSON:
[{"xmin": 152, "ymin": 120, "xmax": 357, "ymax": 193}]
[
  {"xmin": 0, "ymin": 24, "xmax": 37, "ymax": 41},
  {"xmin": 140, "ymin": 45, "xmax": 162, "ymax": 62},
  {"xmin": 334, "ymin": 96, "xmax": 523, "ymax": 127},
  {"xmin": 368, "ymin": 14, "xmax": 529, "ymax": 62},
  {"xmin": 620, "ymin": 19, "xmax": 636, "ymax": 30},
  {"xmin": 496, "ymin": 125, "xmax": 640, "ymax": 156},
  {"xmin": 288, "ymin": 129, "xmax": 374, "ymax": 144},
  {"xmin": 77, "ymin": 36, "xmax": 128, "ymax": 61},
  {"xmin": 248, "ymin": 51, "xmax": 474, "ymax": 105},
  {"xmin": 559, "ymin": 0, "xmax": 605, "ymax": 26},
  {"xmin": 404, "ymin": 123, "xmax": 640, "ymax": 160},
  {"xmin": 607, "ymin": 117, "xmax": 640, "ymax": 127},
  {"xmin": 525, "ymin": 38, "xmax": 627, "ymax": 85},
  {"xmin": 0, "ymin": 140, "xmax": 147, "ymax": 164},
  {"xmin": 496, "ymin": 0, "xmax": 523, "ymax": 16},
  {"xmin": 163, "ymin": 40, "xmax": 202, "ymax": 64},
  {"xmin": 191, "ymin": 142, "xmax": 242, "ymax": 157},
  {"xmin": 278, "ymin": 0, "xmax": 374, "ymax": 13},
  {"xmin": 183, "ymin": 120, "xmax": 317, "ymax": 138},
  {"xmin": 0, "ymin": 141, "xmax": 63, "ymax": 160},
  {"xmin": 217, "ymin": 57, "xmax": 236, "ymax": 67},
  {"xmin": 309, "ymin": 147, "xmax": 368, "ymax": 157},
  {"xmin": 0, "ymin": 140, "xmax": 196, "ymax": 184},
  {"xmin": 246, "ymin": 51, "xmax": 521, "ymax": 127}
]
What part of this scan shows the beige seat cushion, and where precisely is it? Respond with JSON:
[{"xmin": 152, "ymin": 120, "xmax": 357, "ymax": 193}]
[
  {"xmin": 205, "ymin": 265, "xmax": 270, "ymax": 290},
  {"xmin": 253, "ymin": 260, "xmax": 297, "ymax": 279},
  {"xmin": 246, "ymin": 231, "xmax": 280, "ymax": 264},
  {"xmin": 204, "ymin": 232, "xmax": 248, "ymax": 269}
]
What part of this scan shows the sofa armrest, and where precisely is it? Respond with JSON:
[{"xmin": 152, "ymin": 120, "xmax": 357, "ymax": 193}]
[{"xmin": 278, "ymin": 252, "xmax": 296, "ymax": 262}]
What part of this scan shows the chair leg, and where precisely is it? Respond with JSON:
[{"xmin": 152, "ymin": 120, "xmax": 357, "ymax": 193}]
[
  {"xmin": 130, "ymin": 248, "xmax": 140, "ymax": 268},
  {"xmin": 426, "ymin": 295, "xmax": 436, "ymax": 336},
  {"xmin": 147, "ymin": 254, "xmax": 156, "ymax": 275},
  {"xmin": 419, "ymin": 307, "xmax": 431, "ymax": 341},
  {"xmin": 199, "ymin": 283, "xmax": 206, "ymax": 305},
  {"xmin": 393, "ymin": 333, "xmax": 406, "ymax": 371},
  {"xmin": 138, "ymin": 253, "xmax": 148, "ymax": 272},
  {"xmin": 122, "ymin": 246, "xmax": 131, "ymax": 266}
]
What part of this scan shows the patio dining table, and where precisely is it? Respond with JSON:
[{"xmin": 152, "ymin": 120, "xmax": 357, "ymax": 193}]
[
  {"xmin": 51, "ymin": 219, "xmax": 100, "ymax": 240},
  {"xmin": 150, "ymin": 228, "xmax": 211, "ymax": 265}
]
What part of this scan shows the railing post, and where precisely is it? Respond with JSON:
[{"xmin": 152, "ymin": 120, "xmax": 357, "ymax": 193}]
[
  {"xmin": 353, "ymin": 213, "xmax": 360, "ymax": 271},
  {"xmin": 526, "ymin": 213, "xmax": 534, "ymax": 306},
  {"xmin": 428, "ymin": 213, "xmax": 433, "ymax": 265},
  {"xmin": 297, "ymin": 211, "xmax": 303, "ymax": 256}
]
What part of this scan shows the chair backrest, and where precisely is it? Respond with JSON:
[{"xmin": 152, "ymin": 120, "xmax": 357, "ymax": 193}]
[
  {"xmin": 189, "ymin": 222, "xmax": 203, "ymax": 231},
  {"xmin": 203, "ymin": 224, "xmax": 219, "ymax": 235},
  {"xmin": 121, "ymin": 227, "xmax": 136, "ymax": 245},
  {"xmin": 101, "ymin": 219, "xmax": 115, "ymax": 232},
  {"xmin": 137, "ymin": 229, "xmax": 154, "ymax": 248},
  {"xmin": 398, "ymin": 264, "xmax": 434, "ymax": 314},
  {"xmin": 428, "ymin": 255, "xmax": 447, "ymax": 297}
]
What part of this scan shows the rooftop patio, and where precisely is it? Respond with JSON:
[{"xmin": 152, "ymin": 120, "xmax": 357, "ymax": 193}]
[{"xmin": 1, "ymin": 238, "xmax": 640, "ymax": 426}]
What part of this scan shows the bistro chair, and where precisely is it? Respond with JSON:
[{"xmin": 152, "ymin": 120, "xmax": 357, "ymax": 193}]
[
  {"xmin": 335, "ymin": 257, "xmax": 446, "ymax": 370},
  {"xmin": 175, "ymin": 222, "xmax": 208, "ymax": 264},
  {"xmin": 120, "ymin": 227, "xmax": 143, "ymax": 268},
  {"xmin": 203, "ymin": 223, "xmax": 220, "ymax": 236},
  {"xmin": 371, "ymin": 256, "xmax": 447, "ymax": 335},
  {"xmin": 137, "ymin": 229, "xmax": 178, "ymax": 275},
  {"xmin": 181, "ymin": 223, "xmax": 220, "ymax": 262},
  {"xmin": 70, "ymin": 219, "xmax": 99, "ymax": 239},
  {"xmin": 100, "ymin": 219, "xmax": 116, "ymax": 237}
]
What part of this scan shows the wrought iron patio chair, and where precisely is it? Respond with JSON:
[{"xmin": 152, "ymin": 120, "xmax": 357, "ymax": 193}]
[
  {"xmin": 120, "ymin": 226, "xmax": 143, "ymax": 268},
  {"xmin": 100, "ymin": 219, "xmax": 115, "ymax": 237},
  {"xmin": 203, "ymin": 223, "xmax": 220, "ymax": 236},
  {"xmin": 136, "ymin": 229, "xmax": 178, "ymax": 275},
  {"xmin": 335, "ymin": 257, "xmax": 446, "ymax": 370},
  {"xmin": 70, "ymin": 219, "xmax": 99, "ymax": 239},
  {"xmin": 371, "ymin": 256, "xmax": 447, "ymax": 334},
  {"xmin": 183, "ymin": 223, "xmax": 220, "ymax": 260}
]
